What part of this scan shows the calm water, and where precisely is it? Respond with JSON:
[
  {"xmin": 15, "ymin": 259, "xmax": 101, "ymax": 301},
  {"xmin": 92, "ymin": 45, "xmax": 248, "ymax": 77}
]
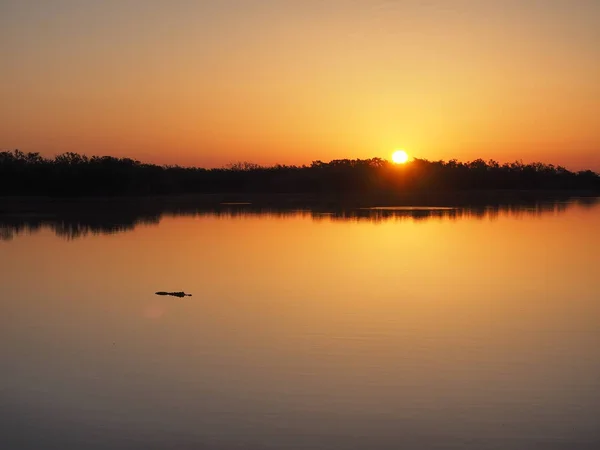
[{"xmin": 2, "ymin": 200, "xmax": 600, "ymax": 449}]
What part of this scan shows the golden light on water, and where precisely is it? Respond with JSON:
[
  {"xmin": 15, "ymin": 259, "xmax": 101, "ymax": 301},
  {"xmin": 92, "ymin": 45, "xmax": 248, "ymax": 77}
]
[{"xmin": 392, "ymin": 150, "xmax": 409, "ymax": 164}]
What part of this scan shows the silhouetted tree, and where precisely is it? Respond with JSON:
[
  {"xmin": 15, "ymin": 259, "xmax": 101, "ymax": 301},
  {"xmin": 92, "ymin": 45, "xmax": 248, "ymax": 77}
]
[{"xmin": 0, "ymin": 149, "xmax": 598, "ymax": 196}]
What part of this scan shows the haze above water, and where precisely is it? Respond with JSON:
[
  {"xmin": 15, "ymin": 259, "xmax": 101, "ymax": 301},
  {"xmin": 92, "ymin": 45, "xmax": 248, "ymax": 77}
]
[{"xmin": 2, "ymin": 200, "xmax": 600, "ymax": 449}]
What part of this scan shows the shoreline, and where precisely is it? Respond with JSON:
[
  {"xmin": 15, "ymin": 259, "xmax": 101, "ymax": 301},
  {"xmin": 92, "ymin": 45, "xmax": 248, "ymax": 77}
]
[{"xmin": 1, "ymin": 190, "xmax": 599, "ymax": 214}]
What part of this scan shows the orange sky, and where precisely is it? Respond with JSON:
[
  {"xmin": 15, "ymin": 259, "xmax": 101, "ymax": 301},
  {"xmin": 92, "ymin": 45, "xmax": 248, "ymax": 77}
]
[{"xmin": 1, "ymin": 1, "xmax": 599, "ymax": 170}]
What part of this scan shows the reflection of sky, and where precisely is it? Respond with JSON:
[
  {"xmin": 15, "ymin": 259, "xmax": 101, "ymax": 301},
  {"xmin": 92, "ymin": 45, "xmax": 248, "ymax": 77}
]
[
  {"xmin": 1, "ymin": 200, "xmax": 600, "ymax": 449},
  {"xmin": 2, "ymin": 200, "xmax": 600, "ymax": 448}
]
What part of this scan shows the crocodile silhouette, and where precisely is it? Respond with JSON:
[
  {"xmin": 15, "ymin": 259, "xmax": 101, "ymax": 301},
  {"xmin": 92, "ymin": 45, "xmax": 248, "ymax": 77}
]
[{"xmin": 155, "ymin": 291, "xmax": 192, "ymax": 298}]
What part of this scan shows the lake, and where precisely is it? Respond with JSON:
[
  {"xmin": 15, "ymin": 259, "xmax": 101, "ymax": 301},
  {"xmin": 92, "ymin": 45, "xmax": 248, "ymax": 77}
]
[{"xmin": 2, "ymin": 198, "xmax": 600, "ymax": 449}]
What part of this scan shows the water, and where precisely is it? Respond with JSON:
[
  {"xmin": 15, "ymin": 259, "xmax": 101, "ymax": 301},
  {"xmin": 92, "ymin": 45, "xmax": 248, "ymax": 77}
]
[{"xmin": 2, "ymin": 199, "xmax": 600, "ymax": 449}]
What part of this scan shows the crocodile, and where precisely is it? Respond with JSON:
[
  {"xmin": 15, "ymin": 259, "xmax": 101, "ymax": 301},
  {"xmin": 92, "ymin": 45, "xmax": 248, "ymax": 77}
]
[{"xmin": 155, "ymin": 291, "xmax": 192, "ymax": 297}]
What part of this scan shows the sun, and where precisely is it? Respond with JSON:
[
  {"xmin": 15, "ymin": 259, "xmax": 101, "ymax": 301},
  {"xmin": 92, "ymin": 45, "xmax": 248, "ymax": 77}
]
[{"xmin": 392, "ymin": 150, "xmax": 409, "ymax": 164}]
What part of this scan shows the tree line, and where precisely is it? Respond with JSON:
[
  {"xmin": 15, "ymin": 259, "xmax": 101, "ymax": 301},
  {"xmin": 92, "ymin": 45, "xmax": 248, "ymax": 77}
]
[{"xmin": 1, "ymin": 149, "xmax": 598, "ymax": 196}]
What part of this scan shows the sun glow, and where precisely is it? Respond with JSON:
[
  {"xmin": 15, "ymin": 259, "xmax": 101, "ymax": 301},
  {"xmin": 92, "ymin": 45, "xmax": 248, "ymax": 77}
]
[{"xmin": 392, "ymin": 150, "xmax": 409, "ymax": 164}]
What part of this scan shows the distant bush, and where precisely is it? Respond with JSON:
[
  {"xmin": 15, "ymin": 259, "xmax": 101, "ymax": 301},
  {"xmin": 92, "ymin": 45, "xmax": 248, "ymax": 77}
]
[{"xmin": 0, "ymin": 149, "xmax": 598, "ymax": 196}]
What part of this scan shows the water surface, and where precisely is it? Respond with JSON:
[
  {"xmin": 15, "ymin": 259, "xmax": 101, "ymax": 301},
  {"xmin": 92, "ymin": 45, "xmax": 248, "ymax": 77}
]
[{"xmin": 2, "ymin": 199, "xmax": 600, "ymax": 449}]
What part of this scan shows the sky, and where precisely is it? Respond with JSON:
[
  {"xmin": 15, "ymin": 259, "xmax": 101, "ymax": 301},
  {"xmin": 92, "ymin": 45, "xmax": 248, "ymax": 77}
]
[{"xmin": 1, "ymin": 0, "xmax": 599, "ymax": 169}]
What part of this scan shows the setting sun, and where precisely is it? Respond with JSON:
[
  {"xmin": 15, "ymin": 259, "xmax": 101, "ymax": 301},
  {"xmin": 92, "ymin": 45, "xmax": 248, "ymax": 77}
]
[{"xmin": 392, "ymin": 150, "xmax": 409, "ymax": 164}]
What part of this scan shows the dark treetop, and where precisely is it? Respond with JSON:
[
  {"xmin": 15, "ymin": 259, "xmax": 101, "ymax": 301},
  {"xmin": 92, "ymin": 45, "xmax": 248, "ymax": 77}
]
[{"xmin": 1, "ymin": 150, "xmax": 599, "ymax": 197}]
